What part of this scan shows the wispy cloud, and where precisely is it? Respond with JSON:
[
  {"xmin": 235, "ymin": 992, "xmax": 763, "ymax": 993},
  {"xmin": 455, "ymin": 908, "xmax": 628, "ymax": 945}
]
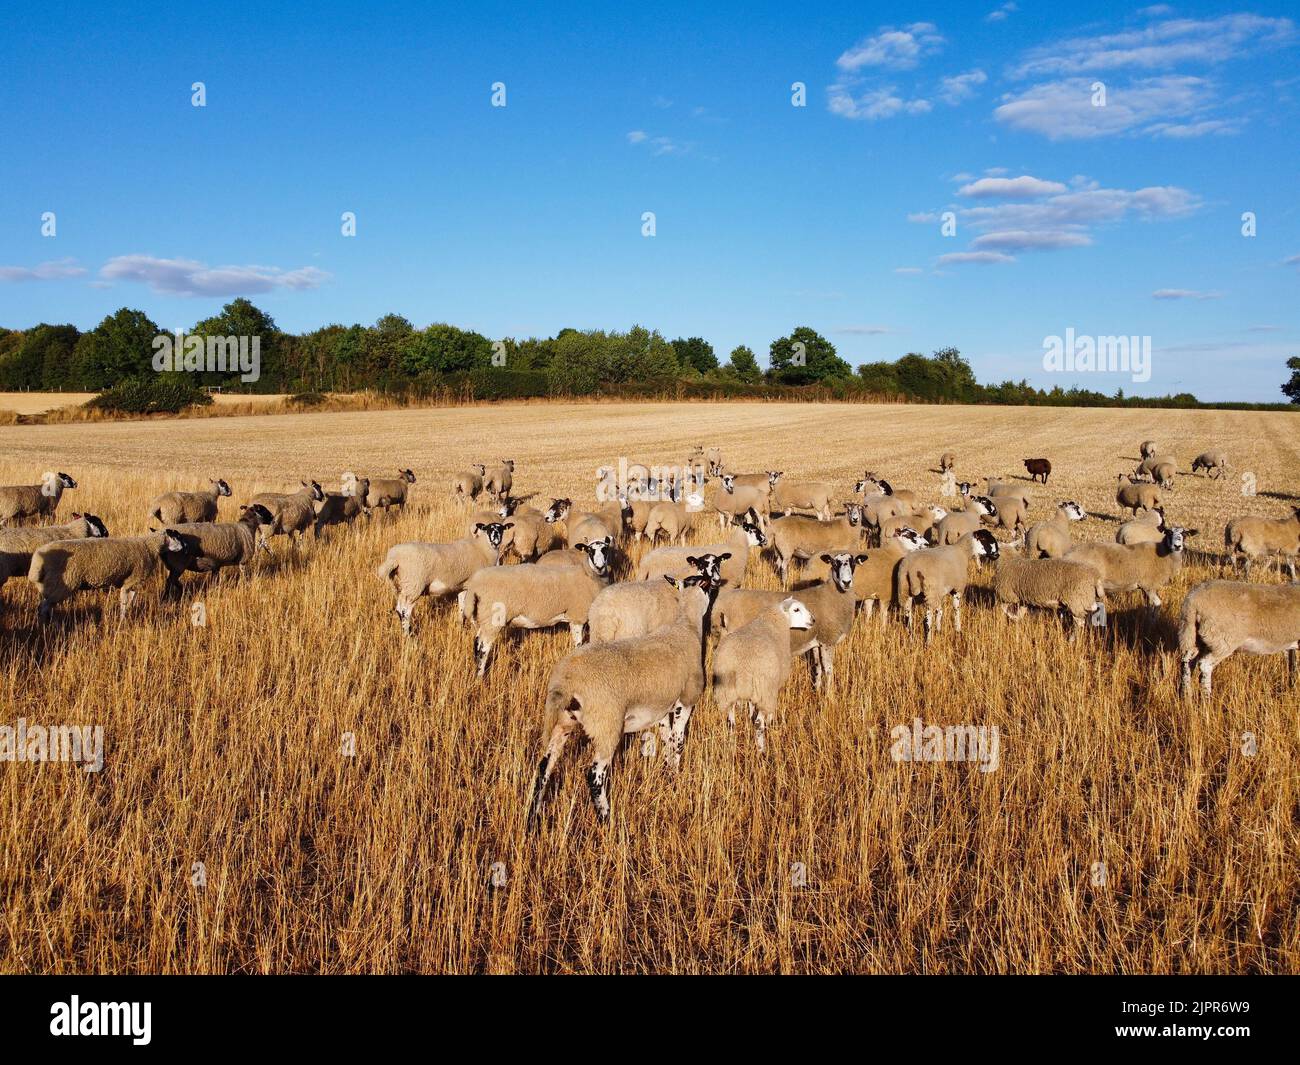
[
  {"xmin": 0, "ymin": 258, "xmax": 87, "ymax": 283},
  {"xmin": 972, "ymin": 230, "xmax": 1093, "ymax": 252},
  {"xmin": 1153, "ymin": 288, "xmax": 1222, "ymax": 300},
  {"xmin": 958, "ymin": 175, "xmax": 1067, "ymax": 199},
  {"xmin": 937, "ymin": 251, "xmax": 1015, "ymax": 266},
  {"xmin": 99, "ymin": 255, "xmax": 330, "ymax": 296},
  {"xmin": 828, "ymin": 85, "xmax": 932, "ymax": 120},
  {"xmin": 985, "ymin": 3, "xmax": 1017, "ymax": 24},
  {"xmin": 994, "ymin": 75, "xmax": 1235, "ymax": 139},
  {"xmin": 893, "ymin": 266, "xmax": 923, "ymax": 274},
  {"xmin": 938, "ymin": 69, "xmax": 987, "ymax": 105},
  {"xmin": 835, "ymin": 325, "xmax": 894, "ymax": 335},
  {"xmin": 837, "ymin": 23, "xmax": 944, "ymax": 71},
  {"xmin": 627, "ymin": 131, "xmax": 686, "ymax": 155}
]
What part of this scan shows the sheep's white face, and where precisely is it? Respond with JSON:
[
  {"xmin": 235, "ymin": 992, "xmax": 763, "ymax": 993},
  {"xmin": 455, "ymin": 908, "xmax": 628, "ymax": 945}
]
[
  {"xmin": 214, "ymin": 479, "xmax": 232, "ymax": 497},
  {"xmin": 844, "ymin": 502, "xmax": 863, "ymax": 526},
  {"xmin": 741, "ymin": 521, "xmax": 768, "ymax": 547},
  {"xmin": 687, "ymin": 553, "xmax": 726, "ymax": 583},
  {"xmin": 781, "ymin": 597, "xmax": 815, "ymax": 630},
  {"xmin": 721, "ymin": 475, "xmax": 736, "ymax": 494},
  {"xmin": 972, "ymin": 496, "xmax": 996, "ymax": 517},
  {"xmin": 582, "ymin": 538, "xmax": 612, "ymax": 574},
  {"xmin": 1165, "ymin": 526, "xmax": 1189, "ymax": 552},
  {"xmin": 896, "ymin": 528, "xmax": 927, "ymax": 552},
  {"xmin": 1062, "ymin": 502, "xmax": 1085, "ymax": 521},
  {"xmin": 824, "ymin": 552, "xmax": 860, "ymax": 592}
]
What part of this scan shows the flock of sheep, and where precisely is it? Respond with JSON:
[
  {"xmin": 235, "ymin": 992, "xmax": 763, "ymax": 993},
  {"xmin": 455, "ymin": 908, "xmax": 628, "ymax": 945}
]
[{"xmin": 1, "ymin": 440, "xmax": 1297, "ymax": 823}]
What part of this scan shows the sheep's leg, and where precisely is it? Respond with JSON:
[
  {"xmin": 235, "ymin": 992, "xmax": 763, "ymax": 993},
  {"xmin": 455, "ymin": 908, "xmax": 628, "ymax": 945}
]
[
  {"xmin": 586, "ymin": 756, "xmax": 612, "ymax": 821},
  {"xmin": 1197, "ymin": 655, "xmax": 1218, "ymax": 698},
  {"xmin": 396, "ymin": 596, "xmax": 416, "ymax": 637},
  {"xmin": 951, "ymin": 592, "xmax": 962, "ymax": 633},
  {"xmin": 1288, "ymin": 557, "xmax": 1297, "ymax": 582},
  {"xmin": 37, "ymin": 599, "xmax": 53, "ymax": 624},
  {"xmin": 1001, "ymin": 604, "xmax": 1026, "ymax": 621},
  {"xmin": 569, "ymin": 622, "xmax": 586, "ymax": 646},
  {"xmin": 1288, "ymin": 649, "xmax": 1298, "ymax": 686},
  {"xmin": 666, "ymin": 702, "xmax": 693, "ymax": 769},
  {"xmin": 819, "ymin": 646, "xmax": 834, "ymax": 693},
  {"xmin": 527, "ymin": 720, "xmax": 574, "ymax": 823},
  {"xmin": 902, "ymin": 596, "xmax": 914, "ymax": 633},
  {"xmin": 777, "ymin": 554, "xmax": 788, "ymax": 585},
  {"xmin": 1179, "ymin": 651, "xmax": 1197, "ymax": 698},
  {"xmin": 474, "ymin": 627, "xmax": 499, "ymax": 678},
  {"xmin": 751, "ymin": 703, "xmax": 767, "ymax": 754},
  {"xmin": 640, "ymin": 730, "xmax": 657, "ymax": 758},
  {"xmin": 859, "ymin": 598, "xmax": 875, "ymax": 623},
  {"xmin": 118, "ymin": 587, "xmax": 138, "ymax": 618}
]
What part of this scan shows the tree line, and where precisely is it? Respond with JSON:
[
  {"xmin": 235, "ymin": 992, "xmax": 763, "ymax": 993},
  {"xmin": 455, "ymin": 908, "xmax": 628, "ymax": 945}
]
[{"xmin": 0, "ymin": 299, "xmax": 1295, "ymax": 410}]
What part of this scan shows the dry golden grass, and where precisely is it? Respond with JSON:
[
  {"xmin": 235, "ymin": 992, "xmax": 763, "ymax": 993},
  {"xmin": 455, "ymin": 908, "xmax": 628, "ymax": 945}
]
[
  {"xmin": 0, "ymin": 401, "xmax": 1297, "ymax": 974},
  {"xmin": 0, "ymin": 391, "xmax": 292, "ymax": 416}
]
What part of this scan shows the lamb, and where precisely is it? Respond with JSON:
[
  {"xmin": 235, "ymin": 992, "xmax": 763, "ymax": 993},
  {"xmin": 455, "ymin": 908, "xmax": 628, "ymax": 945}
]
[
  {"xmin": 637, "ymin": 515, "xmax": 768, "ymax": 586},
  {"xmin": 712, "ymin": 596, "xmax": 816, "ymax": 752},
  {"xmin": 366, "ymin": 468, "xmax": 416, "ymax": 514},
  {"xmin": 895, "ymin": 529, "xmax": 999, "ymax": 642},
  {"xmin": 452, "ymin": 464, "xmax": 486, "ymax": 502},
  {"xmin": 880, "ymin": 505, "xmax": 947, "ymax": 543},
  {"xmin": 249, "ymin": 481, "xmax": 325, "ymax": 547},
  {"xmin": 312, "ymin": 476, "xmax": 371, "ymax": 538},
  {"xmin": 147, "ymin": 478, "xmax": 231, "ymax": 527},
  {"xmin": 1023, "ymin": 458, "xmax": 1052, "ymax": 484},
  {"xmin": 713, "ymin": 482, "xmax": 769, "ymax": 530},
  {"xmin": 769, "ymin": 473, "xmax": 834, "ymax": 520},
  {"xmin": 715, "ymin": 550, "xmax": 863, "ymax": 691},
  {"xmin": 1178, "ymin": 580, "xmax": 1300, "ymax": 698},
  {"xmin": 528, "ymin": 576, "xmax": 717, "ymax": 821},
  {"xmin": 1115, "ymin": 474, "xmax": 1163, "ymax": 517},
  {"xmin": 767, "ymin": 504, "xmax": 863, "ymax": 584},
  {"xmin": 1223, "ymin": 506, "xmax": 1300, "ymax": 579},
  {"xmin": 586, "ymin": 560, "xmax": 716, "ymax": 644},
  {"xmin": 160, "ymin": 503, "xmax": 275, "ymax": 598},
  {"xmin": 483, "ymin": 459, "xmax": 516, "ymax": 501},
  {"xmin": 1023, "ymin": 501, "xmax": 1086, "ymax": 558},
  {"xmin": 1066, "ymin": 526, "xmax": 1194, "ymax": 611},
  {"xmin": 461, "ymin": 541, "xmax": 613, "ymax": 676},
  {"xmin": 1140, "ymin": 439, "xmax": 1158, "ymax": 460},
  {"xmin": 0, "ymin": 472, "xmax": 77, "ymax": 526},
  {"xmin": 375, "ymin": 521, "xmax": 508, "ymax": 636},
  {"xmin": 939, "ymin": 451, "xmax": 956, "ymax": 473},
  {"xmin": 934, "ymin": 497, "xmax": 997, "ymax": 545},
  {"xmin": 1191, "ymin": 450, "xmax": 1229, "ymax": 479},
  {"xmin": 29, "ymin": 530, "xmax": 198, "ymax": 622},
  {"xmin": 993, "ymin": 554, "xmax": 1105, "ymax": 636},
  {"xmin": 0, "ymin": 512, "xmax": 109, "ymax": 591},
  {"xmin": 1116, "ymin": 507, "xmax": 1166, "ymax": 546}
]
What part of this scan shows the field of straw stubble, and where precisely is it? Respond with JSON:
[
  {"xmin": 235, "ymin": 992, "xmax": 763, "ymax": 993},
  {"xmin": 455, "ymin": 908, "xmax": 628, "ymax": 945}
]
[{"xmin": 0, "ymin": 400, "xmax": 1297, "ymax": 974}]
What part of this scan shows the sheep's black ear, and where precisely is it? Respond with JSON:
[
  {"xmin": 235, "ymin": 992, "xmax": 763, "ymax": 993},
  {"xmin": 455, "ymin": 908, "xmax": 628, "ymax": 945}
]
[
  {"xmin": 819, "ymin": 553, "xmax": 832, "ymax": 563},
  {"xmin": 686, "ymin": 555, "xmax": 701, "ymax": 566},
  {"xmin": 1186, "ymin": 528, "xmax": 1199, "ymax": 536},
  {"xmin": 855, "ymin": 553, "xmax": 869, "ymax": 564},
  {"xmin": 719, "ymin": 552, "xmax": 732, "ymax": 561},
  {"xmin": 662, "ymin": 575, "xmax": 677, "ymax": 587},
  {"xmin": 474, "ymin": 522, "xmax": 487, "ymax": 532}
]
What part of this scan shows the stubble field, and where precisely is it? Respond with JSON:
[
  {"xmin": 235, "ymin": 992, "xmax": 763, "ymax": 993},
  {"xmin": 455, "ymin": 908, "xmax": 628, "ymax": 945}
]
[{"xmin": 0, "ymin": 400, "xmax": 1297, "ymax": 973}]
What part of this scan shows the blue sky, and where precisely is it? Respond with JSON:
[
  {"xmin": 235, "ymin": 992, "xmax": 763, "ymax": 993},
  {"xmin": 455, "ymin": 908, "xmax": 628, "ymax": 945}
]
[{"xmin": 1, "ymin": 0, "xmax": 1297, "ymax": 400}]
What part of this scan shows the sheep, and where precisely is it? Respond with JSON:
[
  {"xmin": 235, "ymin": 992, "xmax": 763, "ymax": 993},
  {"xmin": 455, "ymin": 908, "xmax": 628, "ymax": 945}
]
[
  {"xmin": 1066, "ymin": 526, "xmax": 1194, "ymax": 611},
  {"xmin": 637, "ymin": 515, "xmax": 768, "ymax": 587},
  {"xmin": 375, "ymin": 521, "xmax": 508, "ymax": 636},
  {"xmin": 1191, "ymin": 450, "xmax": 1229, "ymax": 479},
  {"xmin": 1022, "ymin": 458, "xmax": 1051, "ymax": 484},
  {"xmin": 881, "ymin": 505, "xmax": 946, "ymax": 543},
  {"xmin": 717, "ymin": 467, "xmax": 775, "ymax": 499},
  {"xmin": 483, "ymin": 459, "xmax": 516, "ymax": 501},
  {"xmin": 858, "ymin": 491, "xmax": 915, "ymax": 544},
  {"xmin": 586, "ymin": 561, "xmax": 716, "ymax": 644},
  {"xmin": 769, "ymin": 473, "xmax": 834, "ymax": 521},
  {"xmin": 545, "ymin": 497, "xmax": 628, "ymax": 547},
  {"xmin": 29, "ymin": 530, "xmax": 198, "ymax": 622},
  {"xmin": 1023, "ymin": 501, "xmax": 1086, "ymax": 558},
  {"xmin": 1140, "ymin": 439, "xmax": 1158, "ymax": 460},
  {"xmin": 843, "ymin": 528, "xmax": 929, "ymax": 624},
  {"xmin": 461, "ymin": 541, "xmax": 613, "ymax": 676},
  {"xmin": 0, "ymin": 472, "xmax": 77, "ymax": 526},
  {"xmin": 0, "ymin": 513, "xmax": 109, "ymax": 591},
  {"xmin": 1116, "ymin": 507, "xmax": 1167, "ymax": 546},
  {"xmin": 528, "ymin": 576, "xmax": 717, "ymax": 821},
  {"xmin": 1178, "ymin": 580, "xmax": 1300, "ymax": 698},
  {"xmin": 939, "ymin": 451, "xmax": 956, "ymax": 473},
  {"xmin": 985, "ymin": 478, "xmax": 1032, "ymax": 509},
  {"xmin": 160, "ymin": 503, "xmax": 275, "ymax": 598},
  {"xmin": 713, "ymin": 481, "xmax": 769, "ymax": 530},
  {"xmin": 537, "ymin": 535, "xmax": 613, "ymax": 570},
  {"xmin": 767, "ymin": 504, "xmax": 863, "ymax": 584},
  {"xmin": 249, "ymin": 481, "xmax": 325, "ymax": 548},
  {"xmin": 643, "ymin": 498, "xmax": 699, "ymax": 545},
  {"xmin": 147, "ymin": 478, "xmax": 231, "ymax": 528},
  {"xmin": 1223, "ymin": 506, "xmax": 1300, "ymax": 579},
  {"xmin": 1135, "ymin": 454, "xmax": 1177, "ymax": 489},
  {"xmin": 715, "ymin": 550, "xmax": 863, "ymax": 691},
  {"xmin": 366, "ymin": 468, "xmax": 416, "ymax": 514},
  {"xmin": 452, "ymin": 464, "xmax": 487, "ymax": 502},
  {"xmin": 712, "ymin": 596, "xmax": 816, "ymax": 753},
  {"xmin": 313, "ymin": 477, "xmax": 371, "ymax": 538},
  {"xmin": 934, "ymin": 497, "xmax": 997, "ymax": 545},
  {"xmin": 993, "ymin": 555, "xmax": 1105, "ymax": 637},
  {"xmin": 504, "ymin": 507, "xmax": 561, "ymax": 561},
  {"xmin": 856, "ymin": 475, "xmax": 919, "ymax": 512},
  {"xmin": 1115, "ymin": 474, "xmax": 1163, "ymax": 517},
  {"xmin": 705, "ymin": 446, "xmax": 723, "ymax": 476},
  {"xmin": 896, "ymin": 529, "xmax": 1000, "ymax": 642}
]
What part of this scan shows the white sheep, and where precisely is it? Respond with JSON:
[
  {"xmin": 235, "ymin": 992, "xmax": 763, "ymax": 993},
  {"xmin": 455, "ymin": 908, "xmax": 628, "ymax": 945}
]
[
  {"xmin": 768, "ymin": 473, "xmax": 834, "ymax": 520},
  {"xmin": 767, "ymin": 504, "xmax": 863, "ymax": 584},
  {"xmin": 856, "ymin": 475, "xmax": 919, "ymax": 513},
  {"xmin": 587, "ymin": 563, "xmax": 715, "ymax": 644},
  {"xmin": 1190, "ymin": 450, "xmax": 1229, "ymax": 479},
  {"xmin": 366, "ymin": 468, "xmax": 416, "ymax": 514},
  {"xmin": 29, "ymin": 530, "xmax": 197, "ymax": 622},
  {"xmin": 1223, "ymin": 506, "xmax": 1300, "ymax": 579},
  {"xmin": 1023, "ymin": 501, "xmax": 1086, "ymax": 558},
  {"xmin": 375, "ymin": 521, "xmax": 507, "ymax": 636},
  {"xmin": 712, "ymin": 481, "xmax": 770, "ymax": 530},
  {"xmin": 1178, "ymin": 580, "xmax": 1300, "ymax": 698},
  {"xmin": 161, "ymin": 503, "xmax": 275, "ymax": 598},
  {"xmin": 880, "ymin": 505, "xmax": 946, "ymax": 543},
  {"xmin": 147, "ymin": 478, "xmax": 231, "ymax": 528},
  {"xmin": 0, "ymin": 512, "xmax": 109, "ymax": 591},
  {"xmin": 993, "ymin": 554, "xmax": 1105, "ymax": 637},
  {"xmin": 249, "ymin": 480, "xmax": 325, "ymax": 548},
  {"xmin": 896, "ymin": 529, "xmax": 1000, "ymax": 642},
  {"xmin": 452, "ymin": 464, "xmax": 487, "ymax": 502},
  {"xmin": 1116, "ymin": 507, "xmax": 1166, "ymax": 546},
  {"xmin": 1066, "ymin": 526, "xmax": 1194, "ymax": 611},
  {"xmin": 0, "ymin": 472, "xmax": 77, "ymax": 526},
  {"xmin": 933, "ymin": 497, "xmax": 997, "ymax": 545},
  {"xmin": 1140, "ymin": 439, "xmax": 1158, "ymax": 460},
  {"xmin": 1116, "ymin": 474, "xmax": 1163, "ymax": 517},
  {"xmin": 483, "ymin": 459, "xmax": 516, "ymax": 501},
  {"xmin": 637, "ymin": 515, "xmax": 768, "ymax": 586},
  {"xmin": 313, "ymin": 477, "xmax": 371, "ymax": 538}
]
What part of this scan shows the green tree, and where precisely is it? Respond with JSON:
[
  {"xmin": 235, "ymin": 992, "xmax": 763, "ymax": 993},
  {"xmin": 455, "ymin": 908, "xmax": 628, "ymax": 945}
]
[
  {"xmin": 670, "ymin": 336, "xmax": 717, "ymax": 374},
  {"xmin": 1283, "ymin": 356, "xmax": 1300, "ymax": 403},
  {"xmin": 188, "ymin": 298, "xmax": 282, "ymax": 390},
  {"xmin": 726, "ymin": 344, "xmax": 762, "ymax": 383},
  {"xmin": 401, "ymin": 323, "xmax": 493, "ymax": 374},
  {"xmin": 0, "ymin": 324, "xmax": 80, "ymax": 390},
  {"xmin": 768, "ymin": 326, "xmax": 852, "ymax": 384},
  {"xmin": 67, "ymin": 308, "xmax": 156, "ymax": 389}
]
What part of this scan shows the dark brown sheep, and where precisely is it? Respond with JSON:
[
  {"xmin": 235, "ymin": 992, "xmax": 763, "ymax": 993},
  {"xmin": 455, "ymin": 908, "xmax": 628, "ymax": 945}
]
[{"xmin": 1023, "ymin": 458, "xmax": 1052, "ymax": 484}]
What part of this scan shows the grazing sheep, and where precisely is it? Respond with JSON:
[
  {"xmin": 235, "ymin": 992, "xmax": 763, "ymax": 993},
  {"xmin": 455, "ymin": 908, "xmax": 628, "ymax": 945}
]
[
  {"xmin": 1066, "ymin": 526, "xmax": 1194, "ymax": 611},
  {"xmin": 0, "ymin": 472, "xmax": 77, "ymax": 526},
  {"xmin": 1024, "ymin": 502, "xmax": 1086, "ymax": 558},
  {"xmin": 644, "ymin": 499, "xmax": 697, "ymax": 545},
  {"xmin": 313, "ymin": 477, "xmax": 371, "ymax": 538},
  {"xmin": 712, "ymin": 596, "xmax": 816, "ymax": 752},
  {"xmin": 896, "ymin": 529, "xmax": 1000, "ymax": 642},
  {"xmin": 461, "ymin": 541, "xmax": 613, "ymax": 676},
  {"xmin": 1178, "ymin": 580, "xmax": 1300, "ymax": 698},
  {"xmin": 375, "ymin": 521, "xmax": 508, "ymax": 636},
  {"xmin": 1116, "ymin": 474, "xmax": 1162, "ymax": 517},
  {"xmin": 504, "ymin": 507, "xmax": 561, "ymax": 561},
  {"xmin": 0, "ymin": 513, "xmax": 109, "ymax": 591},
  {"xmin": 147, "ymin": 479, "xmax": 231, "ymax": 528},
  {"xmin": 858, "ymin": 491, "xmax": 915, "ymax": 545},
  {"xmin": 1224, "ymin": 506, "xmax": 1300, "ymax": 579},
  {"xmin": 1022, "ymin": 458, "xmax": 1052, "ymax": 484},
  {"xmin": 452, "ymin": 464, "xmax": 487, "ymax": 502},
  {"xmin": 1191, "ymin": 450, "xmax": 1229, "ymax": 479},
  {"xmin": 987, "ymin": 495, "xmax": 1031, "ymax": 539},
  {"xmin": 880, "ymin": 506, "xmax": 946, "ymax": 543},
  {"xmin": 528, "ymin": 576, "xmax": 717, "ymax": 821},
  {"xmin": 1140, "ymin": 439, "xmax": 1158, "ymax": 460},
  {"xmin": 249, "ymin": 481, "xmax": 325, "ymax": 548},
  {"xmin": 29, "ymin": 530, "xmax": 198, "ymax": 622},
  {"xmin": 483, "ymin": 459, "xmax": 516, "ymax": 501},
  {"xmin": 856, "ymin": 475, "xmax": 919, "ymax": 512},
  {"xmin": 161, "ymin": 503, "xmax": 275, "ymax": 597},
  {"xmin": 940, "ymin": 451, "xmax": 956, "ymax": 473},
  {"xmin": 985, "ymin": 478, "xmax": 1032, "ymax": 509},
  {"xmin": 934, "ymin": 498, "xmax": 997, "ymax": 545},
  {"xmin": 366, "ymin": 468, "xmax": 416, "ymax": 514},
  {"xmin": 993, "ymin": 555, "xmax": 1105, "ymax": 637},
  {"xmin": 713, "ymin": 481, "xmax": 770, "ymax": 530},
  {"xmin": 769, "ymin": 473, "xmax": 834, "ymax": 521},
  {"xmin": 767, "ymin": 504, "xmax": 863, "ymax": 584},
  {"xmin": 637, "ymin": 515, "xmax": 768, "ymax": 586},
  {"xmin": 587, "ymin": 562, "xmax": 715, "ymax": 644},
  {"xmin": 1116, "ymin": 507, "xmax": 1167, "ymax": 546}
]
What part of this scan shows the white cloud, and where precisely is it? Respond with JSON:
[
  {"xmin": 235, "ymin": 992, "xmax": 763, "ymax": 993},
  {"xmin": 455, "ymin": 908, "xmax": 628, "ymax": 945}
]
[
  {"xmin": 936, "ymin": 251, "xmax": 1015, "ymax": 266},
  {"xmin": 985, "ymin": 3, "xmax": 1017, "ymax": 23},
  {"xmin": 828, "ymin": 85, "xmax": 931, "ymax": 120},
  {"xmin": 0, "ymin": 258, "xmax": 87, "ymax": 282},
  {"xmin": 938, "ymin": 69, "xmax": 987, "ymax": 105},
  {"xmin": 626, "ymin": 130, "xmax": 648, "ymax": 143},
  {"xmin": 994, "ymin": 75, "xmax": 1229, "ymax": 139},
  {"xmin": 99, "ymin": 255, "xmax": 330, "ymax": 296},
  {"xmin": 958, "ymin": 175, "xmax": 1068, "ymax": 199},
  {"xmin": 836, "ymin": 325, "xmax": 893, "ymax": 335},
  {"xmin": 972, "ymin": 230, "xmax": 1093, "ymax": 251},
  {"xmin": 893, "ymin": 266, "xmax": 923, "ymax": 274},
  {"xmin": 1153, "ymin": 288, "xmax": 1222, "ymax": 300},
  {"xmin": 627, "ymin": 131, "xmax": 686, "ymax": 155},
  {"xmin": 1283, "ymin": 254, "xmax": 1300, "ymax": 267},
  {"xmin": 837, "ymin": 23, "xmax": 944, "ymax": 71}
]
